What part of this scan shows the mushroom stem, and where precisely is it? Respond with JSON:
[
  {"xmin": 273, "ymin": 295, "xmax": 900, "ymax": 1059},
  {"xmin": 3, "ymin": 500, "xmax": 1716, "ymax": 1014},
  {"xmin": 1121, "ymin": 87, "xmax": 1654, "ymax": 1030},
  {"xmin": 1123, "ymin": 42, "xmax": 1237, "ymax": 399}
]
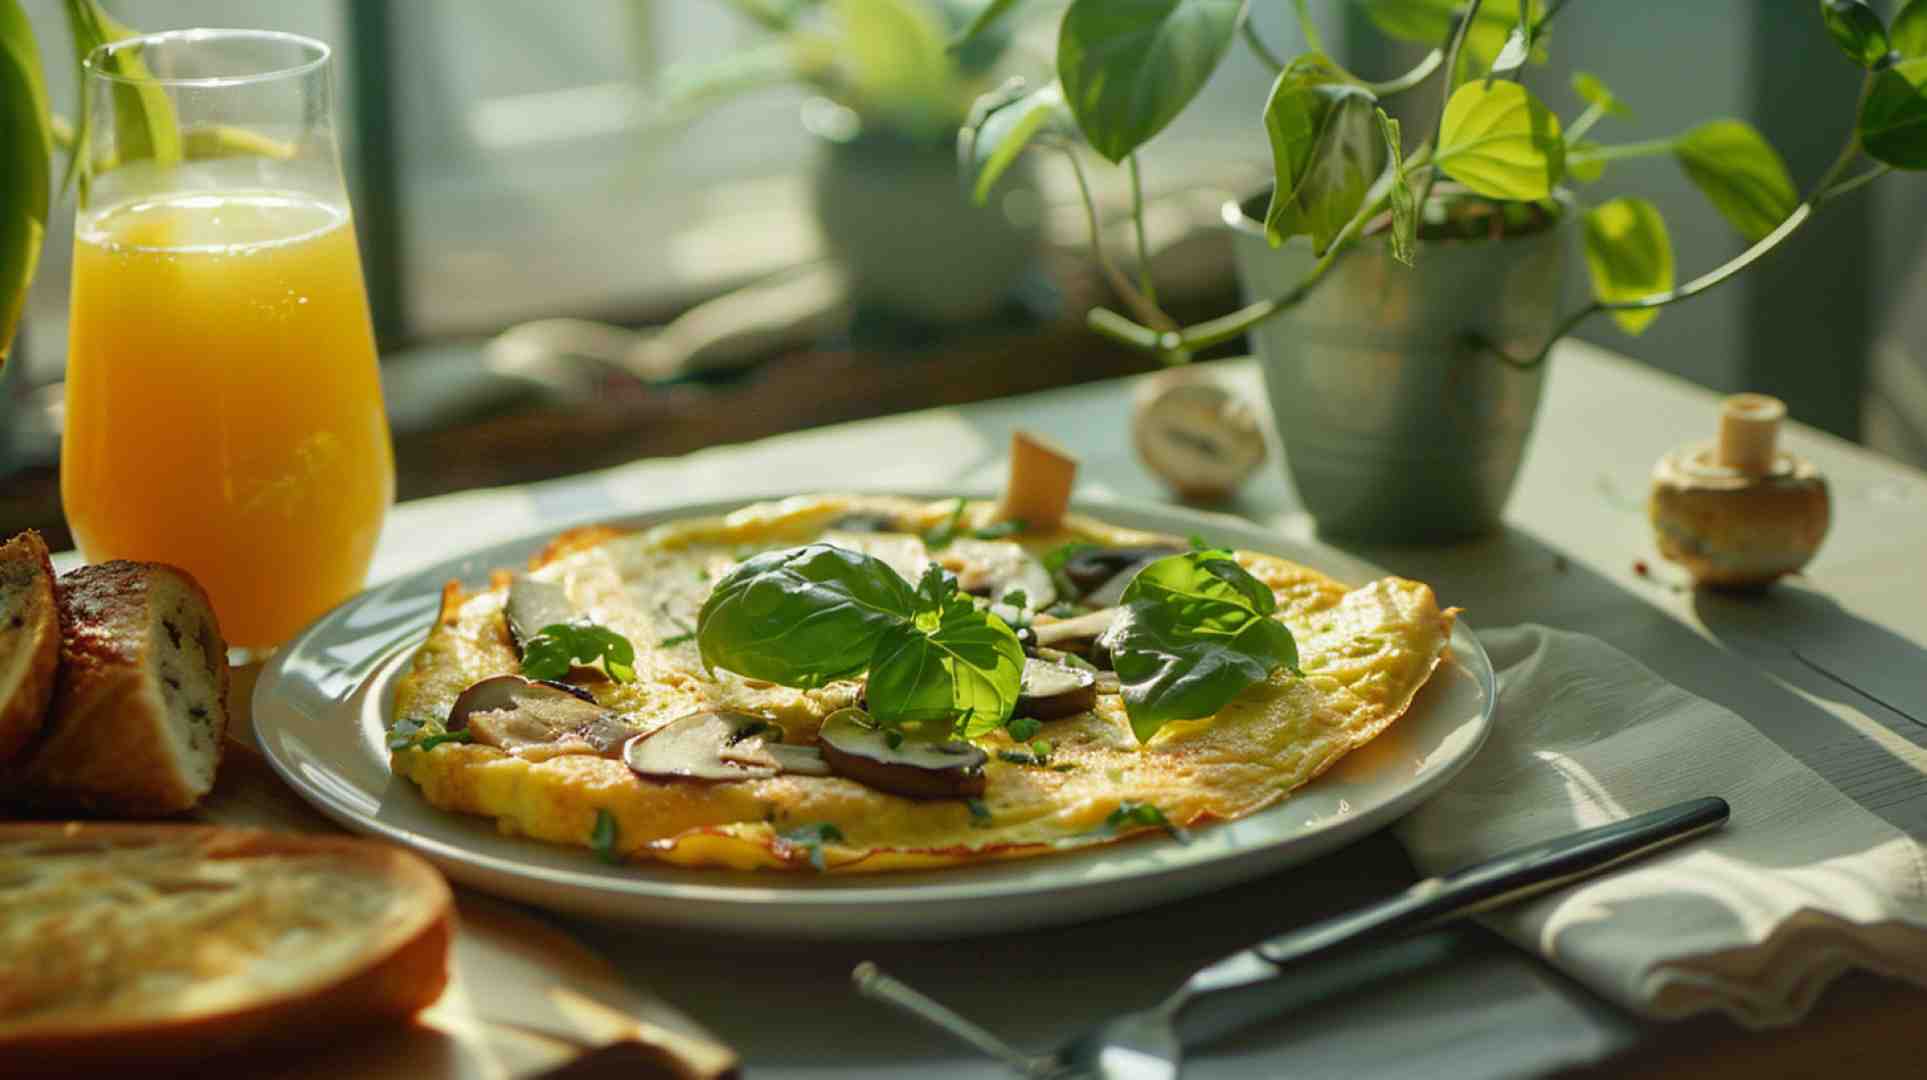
[{"xmin": 1716, "ymin": 393, "xmax": 1785, "ymax": 476}]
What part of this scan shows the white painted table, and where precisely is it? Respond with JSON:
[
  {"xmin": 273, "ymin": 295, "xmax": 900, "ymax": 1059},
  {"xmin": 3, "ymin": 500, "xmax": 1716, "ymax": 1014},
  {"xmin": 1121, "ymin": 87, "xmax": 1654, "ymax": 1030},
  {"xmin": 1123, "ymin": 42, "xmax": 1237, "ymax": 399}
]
[{"xmin": 325, "ymin": 340, "xmax": 1927, "ymax": 1077}]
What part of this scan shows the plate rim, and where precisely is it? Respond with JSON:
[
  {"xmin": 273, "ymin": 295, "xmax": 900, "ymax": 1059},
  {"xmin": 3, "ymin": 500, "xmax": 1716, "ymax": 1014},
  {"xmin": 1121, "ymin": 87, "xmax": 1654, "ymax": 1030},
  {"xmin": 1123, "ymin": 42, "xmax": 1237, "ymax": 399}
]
[{"xmin": 254, "ymin": 490, "xmax": 1494, "ymax": 916}]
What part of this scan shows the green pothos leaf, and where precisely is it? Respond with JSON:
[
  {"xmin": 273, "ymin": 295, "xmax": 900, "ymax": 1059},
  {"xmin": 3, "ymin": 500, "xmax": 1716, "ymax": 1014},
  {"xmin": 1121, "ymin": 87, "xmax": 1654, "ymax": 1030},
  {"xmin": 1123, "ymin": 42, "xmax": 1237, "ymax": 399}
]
[
  {"xmin": 1057, "ymin": 0, "xmax": 1242, "ymax": 162},
  {"xmin": 1894, "ymin": 0, "xmax": 1927, "ymax": 59},
  {"xmin": 1570, "ymin": 72, "xmax": 1627, "ymax": 116},
  {"xmin": 1434, "ymin": 79, "xmax": 1564, "ymax": 199},
  {"xmin": 1359, "ymin": 0, "xmax": 1543, "ymax": 83},
  {"xmin": 1821, "ymin": 0, "xmax": 1891, "ymax": 69},
  {"xmin": 1262, "ymin": 59, "xmax": 1385, "ymax": 254},
  {"xmin": 1674, "ymin": 120, "xmax": 1797, "ymax": 243},
  {"xmin": 961, "ymin": 79, "xmax": 1070, "ymax": 205},
  {"xmin": 1, "ymin": 0, "xmax": 51, "ymax": 366},
  {"xmin": 1583, "ymin": 197, "xmax": 1673, "ymax": 336},
  {"xmin": 1378, "ymin": 108, "xmax": 1417, "ymax": 267},
  {"xmin": 1860, "ymin": 56, "xmax": 1927, "ymax": 169},
  {"xmin": 63, "ymin": 0, "xmax": 181, "ymax": 196}
]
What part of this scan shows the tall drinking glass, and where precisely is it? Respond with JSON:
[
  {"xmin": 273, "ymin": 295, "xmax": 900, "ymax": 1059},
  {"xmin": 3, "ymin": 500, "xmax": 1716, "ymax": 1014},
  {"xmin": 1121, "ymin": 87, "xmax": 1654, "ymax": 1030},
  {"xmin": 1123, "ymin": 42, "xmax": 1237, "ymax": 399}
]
[{"xmin": 62, "ymin": 29, "xmax": 392, "ymax": 653}]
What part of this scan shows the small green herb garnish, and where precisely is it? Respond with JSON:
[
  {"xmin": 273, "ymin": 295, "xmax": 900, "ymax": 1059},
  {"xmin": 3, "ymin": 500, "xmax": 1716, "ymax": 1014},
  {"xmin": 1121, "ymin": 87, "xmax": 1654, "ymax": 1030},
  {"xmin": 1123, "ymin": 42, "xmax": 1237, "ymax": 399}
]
[
  {"xmin": 1105, "ymin": 801, "xmax": 1190, "ymax": 844},
  {"xmin": 965, "ymin": 798, "xmax": 992, "ymax": 825},
  {"xmin": 1006, "ymin": 716, "xmax": 1042, "ymax": 743},
  {"xmin": 779, "ymin": 822, "xmax": 846, "ymax": 870},
  {"xmin": 1000, "ymin": 588, "xmax": 1029, "ymax": 610},
  {"xmin": 1107, "ymin": 544, "xmax": 1301, "ymax": 744},
  {"xmin": 522, "ymin": 621, "xmax": 637, "ymax": 683},
  {"xmin": 388, "ymin": 720, "xmax": 473, "ymax": 752},
  {"xmin": 923, "ymin": 498, "xmax": 970, "ymax": 549},
  {"xmin": 972, "ymin": 519, "xmax": 1026, "ymax": 541},
  {"xmin": 997, "ymin": 749, "xmax": 1041, "ymax": 766},
  {"xmin": 1042, "ymin": 542, "xmax": 1098, "ymax": 572},
  {"xmin": 1031, "ymin": 738, "xmax": 1052, "ymax": 757},
  {"xmin": 590, "ymin": 809, "xmax": 621, "ymax": 864},
  {"xmin": 660, "ymin": 630, "xmax": 696, "ymax": 647},
  {"xmin": 698, "ymin": 545, "xmax": 1024, "ymax": 737}
]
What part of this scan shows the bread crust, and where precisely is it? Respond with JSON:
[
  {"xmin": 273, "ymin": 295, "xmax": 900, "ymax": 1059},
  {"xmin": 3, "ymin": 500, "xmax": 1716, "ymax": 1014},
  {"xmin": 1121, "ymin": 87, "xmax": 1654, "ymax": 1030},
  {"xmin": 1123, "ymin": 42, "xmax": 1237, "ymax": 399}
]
[
  {"xmin": 5, "ymin": 561, "xmax": 230, "ymax": 816},
  {"xmin": 0, "ymin": 532, "xmax": 58, "ymax": 765},
  {"xmin": 0, "ymin": 823, "xmax": 452, "ymax": 1071}
]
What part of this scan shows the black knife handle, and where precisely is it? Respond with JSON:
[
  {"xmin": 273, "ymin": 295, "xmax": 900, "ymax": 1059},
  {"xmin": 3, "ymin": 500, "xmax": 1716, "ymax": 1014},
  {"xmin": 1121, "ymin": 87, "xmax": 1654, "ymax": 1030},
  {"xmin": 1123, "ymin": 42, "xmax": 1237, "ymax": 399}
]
[{"xmin": 1172, "ymin": 796, "xmax": 1730, "ymax": 1043}]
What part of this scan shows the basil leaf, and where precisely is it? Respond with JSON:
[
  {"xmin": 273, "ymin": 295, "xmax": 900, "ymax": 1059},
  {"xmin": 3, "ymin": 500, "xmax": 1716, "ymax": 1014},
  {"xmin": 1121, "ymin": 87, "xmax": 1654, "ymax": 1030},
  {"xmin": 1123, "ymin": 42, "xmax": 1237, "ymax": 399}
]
[
  {"xmin": 697, "ymin": 543, "xmax": 918, "ymax": 688},
  {"xmin": 1042, "ymin": 542, "xmax": 1098, "ymax": 572},
  {"xmin": 866, "ymin": 565, "xmax": 1025, "ymax": 735},
  {"xmin": 1007, "ymin": 715, "xmax": 1043, "ymax": 742},
  {"xmin": 522, "ymin": 622, "xmax": 637, "ymax": 683},
  {"xmin": 1583, "ymin": 197, "xmax": 1674, "ymax": 335},
  {"xmin": 1104, "ymin": 800, "xmax": 1190, "ymax": 843},
  {"xmin": 1057, "ymin": 0, "xmax": 1242, "ymax": 163},
  {"xmin": 1108, "ymin": 548, "xmax": 1300, "ymax": 744}
]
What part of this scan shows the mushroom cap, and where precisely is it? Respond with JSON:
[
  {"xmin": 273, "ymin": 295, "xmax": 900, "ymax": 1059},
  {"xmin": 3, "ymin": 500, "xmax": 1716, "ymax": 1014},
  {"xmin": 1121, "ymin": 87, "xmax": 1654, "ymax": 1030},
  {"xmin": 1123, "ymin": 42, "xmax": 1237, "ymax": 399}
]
[
  {"xmin": 817, "ymin": 708, "xmax": 987, "ymax": 799},
  {"xmin": 1648, "ymin": 443, "xmax": 1830, "ymax": 588},
  {"xmin": 1131, "ymin": 370, "xmax": 1267, "ymax": 501}
]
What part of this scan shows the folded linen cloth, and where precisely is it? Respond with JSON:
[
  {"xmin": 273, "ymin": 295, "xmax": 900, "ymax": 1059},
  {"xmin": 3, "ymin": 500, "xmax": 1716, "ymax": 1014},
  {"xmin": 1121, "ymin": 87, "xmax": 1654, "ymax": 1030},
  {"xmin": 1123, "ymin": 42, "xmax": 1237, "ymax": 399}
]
[{"xmin": 1394, "ymin": 625, "xmax": 1927, "ymax": 1028}]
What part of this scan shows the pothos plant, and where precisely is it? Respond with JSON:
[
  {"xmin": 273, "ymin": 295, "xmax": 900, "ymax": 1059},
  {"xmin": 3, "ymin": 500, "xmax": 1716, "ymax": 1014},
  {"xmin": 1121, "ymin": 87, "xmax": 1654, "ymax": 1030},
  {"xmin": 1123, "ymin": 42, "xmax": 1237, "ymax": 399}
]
[
  {"xmin": 0, "ymin": 0, "xmax": 177, "ymax": 367},
  {"xmin": 957, "ymin": 0, "xmax": 1927, "ymax": 367}
]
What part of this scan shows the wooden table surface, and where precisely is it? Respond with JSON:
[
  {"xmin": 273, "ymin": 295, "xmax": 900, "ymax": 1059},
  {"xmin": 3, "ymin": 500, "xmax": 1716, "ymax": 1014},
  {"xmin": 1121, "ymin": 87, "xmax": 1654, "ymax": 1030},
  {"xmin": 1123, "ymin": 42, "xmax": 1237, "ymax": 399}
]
[{"xmin": 126, "ymin": 339, "xmax": 1927, "ymax": 1076}]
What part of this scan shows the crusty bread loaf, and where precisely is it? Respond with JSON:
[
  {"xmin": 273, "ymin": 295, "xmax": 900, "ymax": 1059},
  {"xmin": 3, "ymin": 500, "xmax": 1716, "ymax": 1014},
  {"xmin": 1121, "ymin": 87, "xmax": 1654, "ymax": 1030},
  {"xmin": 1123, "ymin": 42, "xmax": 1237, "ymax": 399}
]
[
  {"xmin": 4, "ymin": 561, "xmax": 229, "ymax": 816},
  {"xmin": 0, "ymin": 823, "xmax": 452, "ymax": 1071},
  {"xmin": 0, "ymin": 532, "xmax": 59, "ymax": 764}
]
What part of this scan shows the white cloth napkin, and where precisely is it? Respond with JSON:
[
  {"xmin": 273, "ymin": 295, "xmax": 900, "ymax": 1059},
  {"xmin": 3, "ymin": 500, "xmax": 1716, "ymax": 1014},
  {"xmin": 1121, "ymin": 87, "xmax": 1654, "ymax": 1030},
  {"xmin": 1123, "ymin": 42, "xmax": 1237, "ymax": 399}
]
[{"xmin": 1394, "ymin": 625, "xmax": 1927, "ymax": 1028}]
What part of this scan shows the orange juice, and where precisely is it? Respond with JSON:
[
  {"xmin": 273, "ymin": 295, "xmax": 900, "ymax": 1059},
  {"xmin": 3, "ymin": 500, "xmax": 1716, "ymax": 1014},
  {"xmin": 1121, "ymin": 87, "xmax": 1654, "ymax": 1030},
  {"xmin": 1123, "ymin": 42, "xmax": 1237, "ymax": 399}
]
[{"xmin": 62, "ymin": 191, "xmax": 393, "ymax": 650}]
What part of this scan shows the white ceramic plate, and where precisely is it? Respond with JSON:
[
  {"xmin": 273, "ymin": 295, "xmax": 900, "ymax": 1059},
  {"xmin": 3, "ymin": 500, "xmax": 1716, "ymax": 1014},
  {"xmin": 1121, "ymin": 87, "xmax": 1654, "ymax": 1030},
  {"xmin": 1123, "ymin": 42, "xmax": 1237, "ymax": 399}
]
[{"xmin": 254, "ymin": 494, "xmax": 1494, "ymax": 940}]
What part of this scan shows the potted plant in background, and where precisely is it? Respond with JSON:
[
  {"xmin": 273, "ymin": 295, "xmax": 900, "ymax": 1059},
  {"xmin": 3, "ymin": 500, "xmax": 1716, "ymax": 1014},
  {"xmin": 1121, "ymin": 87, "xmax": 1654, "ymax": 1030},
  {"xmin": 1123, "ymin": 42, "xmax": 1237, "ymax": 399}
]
[
  {"xmin": 659, "ymin": 0, "xmax": 1043, "ymax": 329},
  {"xmin": 0, "ymin": 0, "xmax": 52, "ymax": 370},
  {"xmin": 958, "ymin": 0, "xmax": 1927, "ymax": 542}
]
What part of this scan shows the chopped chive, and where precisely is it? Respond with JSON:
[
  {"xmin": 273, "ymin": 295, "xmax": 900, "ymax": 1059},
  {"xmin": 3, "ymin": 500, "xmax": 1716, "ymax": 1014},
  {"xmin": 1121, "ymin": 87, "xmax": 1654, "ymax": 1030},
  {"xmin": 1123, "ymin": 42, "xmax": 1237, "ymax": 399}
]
[{"xmin": 590, "ymin": 809, "xmax": 621, "ymax": 864}]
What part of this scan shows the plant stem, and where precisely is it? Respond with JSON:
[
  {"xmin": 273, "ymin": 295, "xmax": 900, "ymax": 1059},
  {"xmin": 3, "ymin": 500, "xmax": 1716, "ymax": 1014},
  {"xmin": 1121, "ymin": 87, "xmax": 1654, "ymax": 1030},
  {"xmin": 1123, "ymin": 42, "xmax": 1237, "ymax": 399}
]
[
  {"xmin": 1566, "ymin": 136, "xmax": 1679, "ymax": 164},
  {"xmin": 1365, "ymin": 49, "xmax": 1444, "ymax": 97},
  {"xmin": 1416, "ymin": 0, "xmax": 1486, "ymax": 216},
  {"xmin": 1245, "ymin": 3, "xmax": 1287, "ymax": 72},
  {"xmin": 1562, "ymin": 101, "xmax": 1607, "ymax": 145},
  {"xmin": 1127, "ymin": 153, "xmax": 1159, "ymax": 308},
  {"xmin": 1053, "ymin": 140, "xmax": 1174, "ymax": 333},
  {"xmin": 1289, "ymin": 0, "xmax": 1324, "ymax": 57},
  {"xmin": 1478, "ymin": 71, "xmax": 1880, "ymax": 370},
  {"xmin": 1534, "ymin": 0, "xmax": 1576, "ymax": 34},
  {"xmin": 1822, "ymin": 162, "xmax": 1892, "ymax": 201}
]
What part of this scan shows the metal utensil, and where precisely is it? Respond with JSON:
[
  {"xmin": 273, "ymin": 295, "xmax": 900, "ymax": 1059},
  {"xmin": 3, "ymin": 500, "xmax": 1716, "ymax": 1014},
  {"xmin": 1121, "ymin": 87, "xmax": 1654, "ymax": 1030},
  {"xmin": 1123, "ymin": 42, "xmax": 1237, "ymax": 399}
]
[{"xmin": 855, "ymin": 795, "xmax": 1730, "ymax": 1079}]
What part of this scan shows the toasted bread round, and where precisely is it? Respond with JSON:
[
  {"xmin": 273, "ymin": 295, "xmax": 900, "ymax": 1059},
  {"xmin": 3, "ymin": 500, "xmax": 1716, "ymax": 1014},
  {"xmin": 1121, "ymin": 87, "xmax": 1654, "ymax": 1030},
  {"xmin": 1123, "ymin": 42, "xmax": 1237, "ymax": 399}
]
[
  {"xmin": 0, "ymin": 531, "xmax": 59, "ymax": 764},
  {"xmin": 6, "ymin": 561, "xmax": 229, "ymax": 816},
  {"xmin": 0, "ymin": 824, "xmax": 452, "ymax": 1070}
]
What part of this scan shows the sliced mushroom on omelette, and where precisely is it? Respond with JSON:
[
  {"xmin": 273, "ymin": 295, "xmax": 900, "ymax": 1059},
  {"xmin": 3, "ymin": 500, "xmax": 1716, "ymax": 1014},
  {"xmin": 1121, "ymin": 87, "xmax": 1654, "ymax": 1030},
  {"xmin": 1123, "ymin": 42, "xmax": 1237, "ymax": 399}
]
[{"xmin": 390, "ymin": 495, "xmax": 1457, "ymax": 872}]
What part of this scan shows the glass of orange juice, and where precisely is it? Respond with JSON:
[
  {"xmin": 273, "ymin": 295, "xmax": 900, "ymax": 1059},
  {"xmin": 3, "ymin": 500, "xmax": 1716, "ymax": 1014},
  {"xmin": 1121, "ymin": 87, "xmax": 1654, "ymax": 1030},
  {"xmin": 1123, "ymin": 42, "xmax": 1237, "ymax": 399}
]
[{"xmin": 62, "ymin": 29, "xmax": 392, "ymax": 654}]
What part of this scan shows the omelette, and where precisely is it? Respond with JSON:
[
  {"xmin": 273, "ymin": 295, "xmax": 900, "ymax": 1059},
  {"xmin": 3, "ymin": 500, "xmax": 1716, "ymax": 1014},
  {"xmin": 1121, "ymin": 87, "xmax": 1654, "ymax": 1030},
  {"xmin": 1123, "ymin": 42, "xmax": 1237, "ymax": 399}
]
[{"xmin": 390, "ymin": 495, "xmax": 1456, "ymax": 872}]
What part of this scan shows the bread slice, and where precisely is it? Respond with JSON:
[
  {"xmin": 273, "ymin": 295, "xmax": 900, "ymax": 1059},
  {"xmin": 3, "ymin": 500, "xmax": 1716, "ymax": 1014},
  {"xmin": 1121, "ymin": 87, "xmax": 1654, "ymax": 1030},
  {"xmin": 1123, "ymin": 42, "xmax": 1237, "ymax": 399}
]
[
  {"xmin": 5, "ymin": 561, "xmax": 229, "ymax": 816},
  {"xmin": 0, "ymin": 531, "xmax": 59, "ymax": 764},
  {"xmin": 0, "ymin": 824, "xmax": 452, "ymax": 1070}
]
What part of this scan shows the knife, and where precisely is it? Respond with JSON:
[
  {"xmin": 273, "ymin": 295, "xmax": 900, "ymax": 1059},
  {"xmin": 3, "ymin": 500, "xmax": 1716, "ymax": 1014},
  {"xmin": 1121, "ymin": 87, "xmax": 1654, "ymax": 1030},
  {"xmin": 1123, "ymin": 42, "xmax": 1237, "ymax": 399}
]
[{"xmin": 856, "ymin": 796, "xmax": 1732, "ymax": 1074}]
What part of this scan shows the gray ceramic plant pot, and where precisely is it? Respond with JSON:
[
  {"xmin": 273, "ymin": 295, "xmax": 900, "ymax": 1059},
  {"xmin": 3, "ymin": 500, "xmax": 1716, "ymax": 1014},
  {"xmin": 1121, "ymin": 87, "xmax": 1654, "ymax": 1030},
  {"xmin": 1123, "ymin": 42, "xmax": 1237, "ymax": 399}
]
[
  {"xmin": 813, "ymin": 127, "xmax": 1041, "ymax": 326},
  {"xmin": 1227, "ymin": 195, "xmax": 1571, "ymax": 543}
]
